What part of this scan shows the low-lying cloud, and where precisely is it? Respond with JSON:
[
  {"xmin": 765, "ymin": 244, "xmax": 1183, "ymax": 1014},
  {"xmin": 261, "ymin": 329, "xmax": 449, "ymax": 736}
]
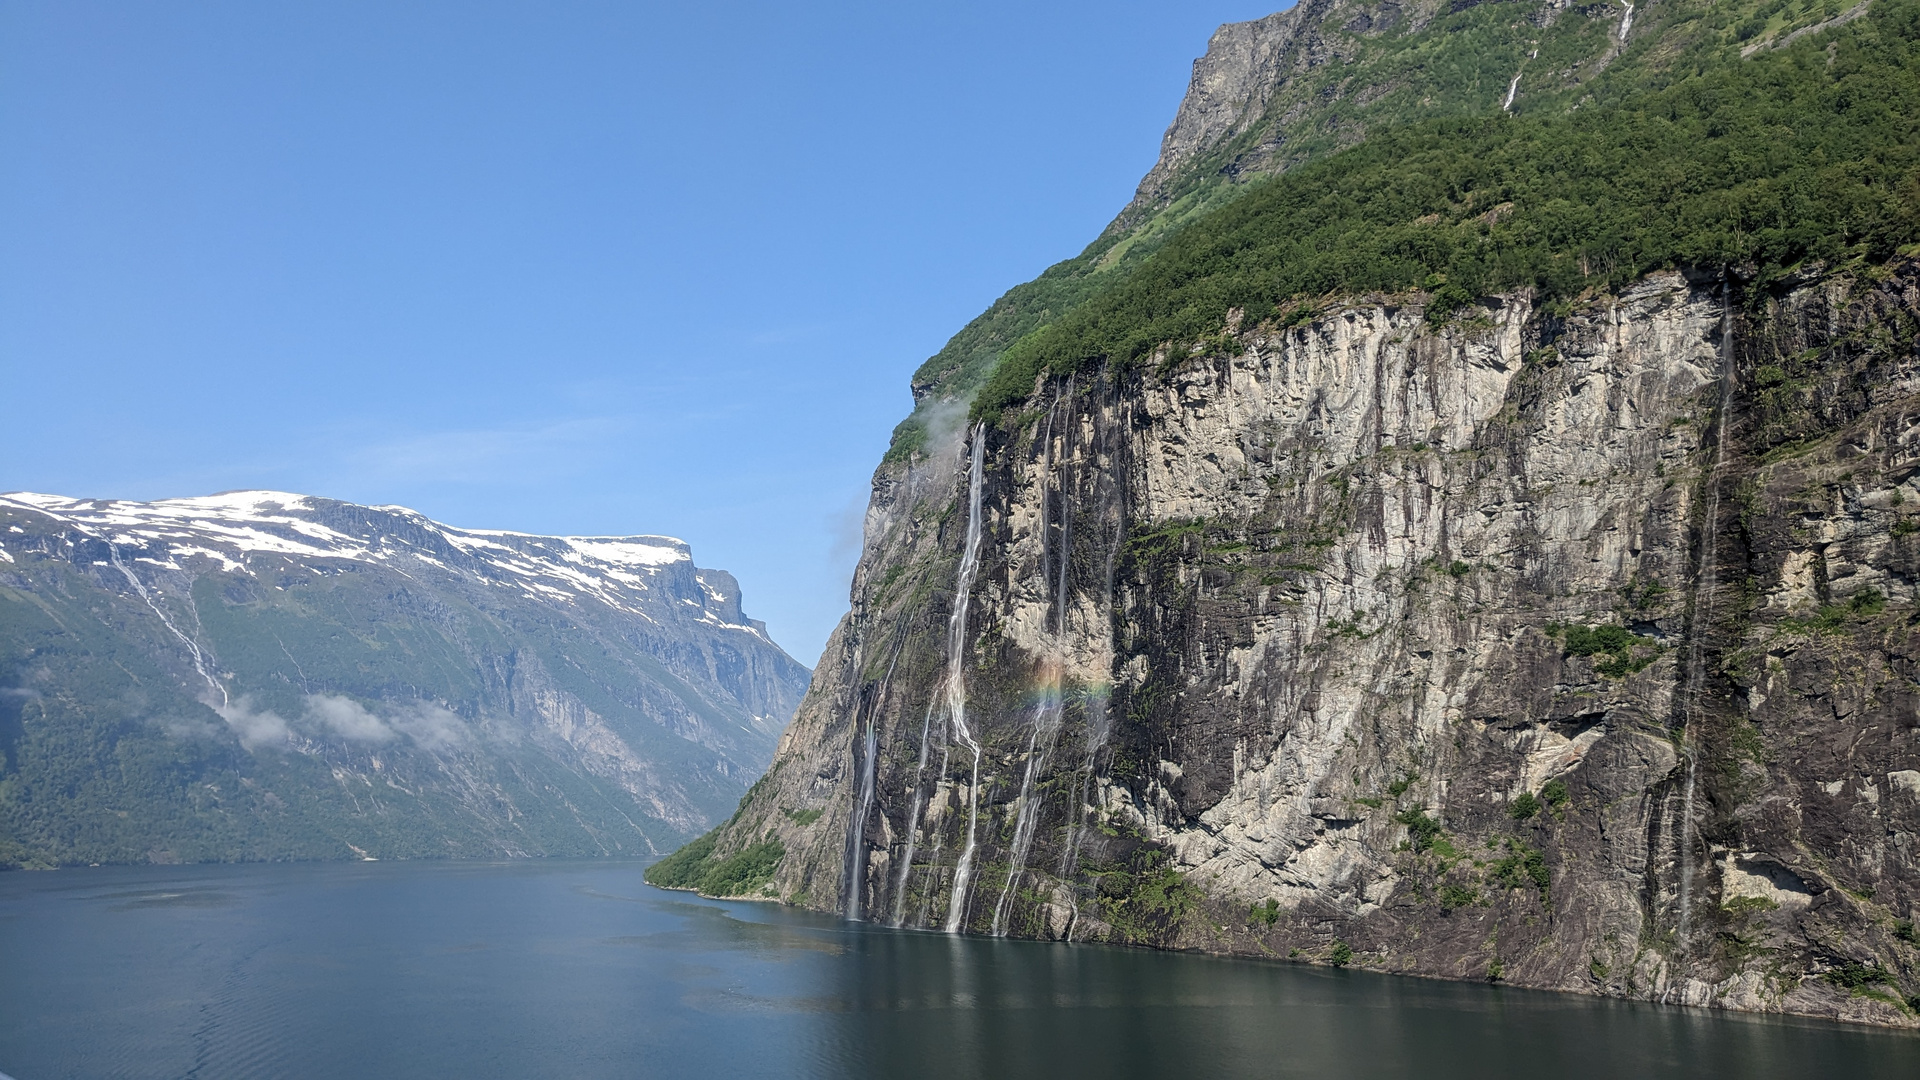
[
  {"xmin": 214, "ymin": 697, "xmax": 292, "ymax": 750},
  {"xmin": 158, "ymin": 712, "xmax": 224, "ymax": 742},
  {"xmin": 389, "ymin": 700, "xmax": 468, "ymax": 752},
  {"xmin": 210, "ymin": 693, "xmax": 470, "ymax": 753},
  {"xmin": 305, "ymin": 694, "xmax": 395, "ymax": 743}
]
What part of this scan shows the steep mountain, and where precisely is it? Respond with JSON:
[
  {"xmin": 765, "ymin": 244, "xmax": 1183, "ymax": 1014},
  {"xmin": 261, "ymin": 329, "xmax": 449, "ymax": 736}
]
[
  {"xmin": 0, "ymin": 491, "xmax": 809, "ymax": 867},
  {"xmin": 656, "ymin": 0, "xmax": 1920, "ymax": 1027},
  {"xmin": 898, "ymin": 0, "xmax": 1917, "ymax": 423}
]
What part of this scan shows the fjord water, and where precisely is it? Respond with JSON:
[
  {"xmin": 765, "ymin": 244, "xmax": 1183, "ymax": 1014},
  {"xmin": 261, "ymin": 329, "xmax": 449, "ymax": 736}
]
[{"xmin": 1, "ymin": 862, "xmax": 1914, "ymax": 1080}]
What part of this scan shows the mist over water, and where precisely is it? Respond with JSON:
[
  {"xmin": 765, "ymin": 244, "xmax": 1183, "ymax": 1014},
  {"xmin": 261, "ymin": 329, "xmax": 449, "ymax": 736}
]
[{"xmin": 1, "ymin": 860, "xmax": 1915, "ymax": 1080}]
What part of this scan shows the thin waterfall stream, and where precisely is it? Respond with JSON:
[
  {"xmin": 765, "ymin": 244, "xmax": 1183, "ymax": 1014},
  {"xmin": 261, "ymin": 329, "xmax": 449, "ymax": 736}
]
[
  {"xmin": 991, "ymin": 396, "xmax": 1073, "ymax": 936},
  {"xmin": 942, "ymin": 425, "xmax": 989, "ymax": 933},
  {"xmin": 843, "ymin": 711, "xmax": 881, "ymax": 920},
  {"xmin": 842, "ymin": 631, "xmax": 904, "ymax": 922},
  {"xmin": 889, "ymin": 698, "xmax": 938, "ymax": 926},
  {"xmin": 110, "ymin": 545, "xmax": 226, "ymax": 707},
  {"xmin": 1676, "ymin": 282, "xmax": 1736, "ymax": 952},
  {"xmin": 911, "ymin": 737, "xmax": 955, "ymax": 927},
  {"xmin": 1059, "ymin": 397, "xmax": 1121, "ymax": 940}
]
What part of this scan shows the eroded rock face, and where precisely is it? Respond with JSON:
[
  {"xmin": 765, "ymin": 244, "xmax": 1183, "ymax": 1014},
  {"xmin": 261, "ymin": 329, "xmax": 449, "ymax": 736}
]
[
  {"xmin": 1124, "ymin": 3, "xmax": 1324, "ymax": 214},
  {"xmin": 715, "ymin": 263, "xmax": 1920, "ymax": 1027}
]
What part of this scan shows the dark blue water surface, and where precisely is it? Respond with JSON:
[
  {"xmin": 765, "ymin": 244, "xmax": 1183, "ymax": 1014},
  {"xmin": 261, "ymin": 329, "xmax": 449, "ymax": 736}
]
[{"xmin": 1, "ymin": 859, "xmax": 1915, "ymax": 1079}]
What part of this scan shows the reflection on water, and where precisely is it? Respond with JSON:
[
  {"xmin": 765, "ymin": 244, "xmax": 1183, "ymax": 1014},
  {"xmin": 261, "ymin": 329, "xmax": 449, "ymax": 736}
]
[
  {"xmin": 100, "ymin": 886, "xmax": 237, "ymax": 910},
  {"xmin": 1, "ymin": 860, "xmax": 1914, "ymax": 1079}
]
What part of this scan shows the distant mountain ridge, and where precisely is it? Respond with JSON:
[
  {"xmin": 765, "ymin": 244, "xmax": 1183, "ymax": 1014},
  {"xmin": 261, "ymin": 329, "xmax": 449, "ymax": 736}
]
[{"xmin": 0, "ymin": 490, "xmax": 810, "ymax": 868}]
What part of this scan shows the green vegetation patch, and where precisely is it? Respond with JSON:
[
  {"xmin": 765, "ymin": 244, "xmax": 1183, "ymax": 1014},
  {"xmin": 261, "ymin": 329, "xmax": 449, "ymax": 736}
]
[
  {"xmin": 1781, "ymin": 588, "xmax": 1888, "ymax": 633},
  {"xmin": 974, "ymin": 0, "xmax": 1920, "ymax": 418},
  {"xmin": 1723, "ymin": 895, "xmax": 1781, "ymax": 918},
  {"xmin": 1541, "ymin": 779, "xmax": 1572, "ymax": 811},
  {"xmin": 1824, "ymin": 960, "xmax": 1897, "ymax": 992},
  {"xmin": 1395, "ymin": 808, "xmax": 1447, "ymax": 854},
  {"xmin": 1123, "ymin": 518, "xmax": 1211, "ymax": 562},
  {"xmin": 1488, "ymin": 838, "xmax": 1552, "ymax": 904},
  {"xmin": 1552, "ymin": 622, "xmax": 1663, "ymax": 677},
  {"xmin": 1249, "ymin": 897, "xmax": 1281, "ymax": 928},
  {"xmin": 1087, "ymin": 847, "xmax": 1202, "ymax": 945},
  {"xmin": 701, "ymin": 840, "xmax": 786, "ymax": 896},
  {"xmin": 1512, "ymin": 779, "xmax": 1574, "ymax": 820},
  {"xmin": 642, "ymin": 833, "xmax": 718, "ymax": 889},
  {"xmin": 644, "ymin": 833, "xmax": 786, "ymax": 897}
]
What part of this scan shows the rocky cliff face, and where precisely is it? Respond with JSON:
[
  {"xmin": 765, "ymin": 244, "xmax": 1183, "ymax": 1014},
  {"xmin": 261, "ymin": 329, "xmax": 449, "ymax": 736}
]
[
  {"xmin": 0, "ymin": 492, "xmax": 809, "ymax": 866},
  {"xmin": 708, "ymin": 260, "xmax": 1920, "ymax": 1025},
  {"xmin": 668, "ymin": 0, "xmax": 1920, "ymax": 1028}
]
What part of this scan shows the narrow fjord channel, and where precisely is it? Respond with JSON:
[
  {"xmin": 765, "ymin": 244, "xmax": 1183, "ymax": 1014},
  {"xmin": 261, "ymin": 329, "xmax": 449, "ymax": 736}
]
[{"xmin": 2, "ymin": 860, "xmax": 1914, "ymax": 1080}]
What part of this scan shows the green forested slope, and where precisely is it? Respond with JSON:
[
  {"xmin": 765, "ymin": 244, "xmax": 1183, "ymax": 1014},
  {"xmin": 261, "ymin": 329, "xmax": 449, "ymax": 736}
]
[
  {"xmin": 979, "ymin": 0, "xmax": 1920, "ymax": 413},
  {"xmin": 887, "ymin": 0, "xmax": 1920, "ymax": 431}
]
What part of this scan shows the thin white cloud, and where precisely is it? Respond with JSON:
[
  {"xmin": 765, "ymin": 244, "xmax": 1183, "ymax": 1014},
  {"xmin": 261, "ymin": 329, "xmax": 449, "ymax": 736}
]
[{"xmin": 342, "ymin": 417, "xmax": 631, "ymax": 486}]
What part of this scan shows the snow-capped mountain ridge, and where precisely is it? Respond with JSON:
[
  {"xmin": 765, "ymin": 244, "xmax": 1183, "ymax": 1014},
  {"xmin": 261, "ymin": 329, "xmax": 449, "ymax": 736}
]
[
  {"xmin": 0, "ymin": 489, "xmax": 811, "ymax": 865},
  {"xmin": 0, "ymin": 490, "xmax": 767, "ymax": 641}
]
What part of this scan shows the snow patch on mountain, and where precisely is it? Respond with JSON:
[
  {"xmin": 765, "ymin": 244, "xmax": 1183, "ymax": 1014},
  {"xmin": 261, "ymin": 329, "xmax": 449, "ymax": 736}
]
[{"xmin": 0, "ymin": 490, "xmax": 768, "ymax": 642}]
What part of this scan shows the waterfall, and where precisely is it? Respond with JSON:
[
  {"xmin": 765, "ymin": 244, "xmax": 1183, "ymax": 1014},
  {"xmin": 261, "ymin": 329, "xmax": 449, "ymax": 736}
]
[
  {"xmin": 890, "ymin": 697, "xmax": 939, "ymax": 926},
  {"xmin": 1058, "ymin": 399, "xmax": 1121, "ymax": 940},
  {"xmin": 914, "ymin": 740, "xmax": 953, "ymax": 927},
  {"xmin": 842, "ymin": 639, "xmax": 902, "ymax": 922},
  {"xmin": 989, "ymin": 694, "xmax": 1056, "ymax": 936},
  {"xmin": 110, "ymin": 545, "xmax": 226, "ymax": 707},
  {"xmin": 942, "ymin": 425, "xmax": 990, "ymax": 934},
  {"xmin": 842, "ymin": 710, "xmax": 880, "ymax": 920},
  {"xmin": 1503, "ymin": 73, "xmax": 1521, "ymax": 111},
  {"xmin": 1619, "ymin": 2, "xmax": 1634, "ymax": 41},
  {"xmin": 1677, "ymin": 282, "xmax": 1735, "ymax": 948},
  {"xmin": 991, "ymin": 399, "xmax": 1073, "ymax": 936},
  {"xmin": 1061, "ymin": 666, "xmax": 1110, "ymax": 889}
]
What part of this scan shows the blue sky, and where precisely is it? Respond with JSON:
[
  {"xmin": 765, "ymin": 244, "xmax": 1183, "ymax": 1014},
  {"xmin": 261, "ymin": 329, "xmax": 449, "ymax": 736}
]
[{"xmin": 1, "ymin": 0, "xmax": 1280, "ymax": 665}]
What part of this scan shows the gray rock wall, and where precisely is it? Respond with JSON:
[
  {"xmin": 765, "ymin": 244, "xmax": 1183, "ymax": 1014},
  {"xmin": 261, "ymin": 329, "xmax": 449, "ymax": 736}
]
[{"xmin": 713, "ymin": 263, "xmax": 1920, "ymax": 1027}]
